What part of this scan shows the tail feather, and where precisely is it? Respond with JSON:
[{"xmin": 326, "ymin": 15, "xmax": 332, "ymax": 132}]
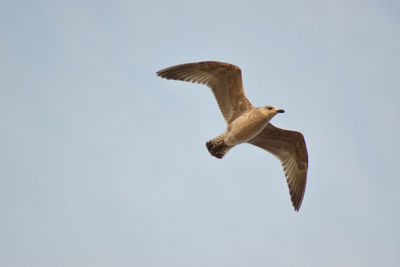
[{"xmin": 206, "ymin": 137, "xmax": 232, "ymax": 159}]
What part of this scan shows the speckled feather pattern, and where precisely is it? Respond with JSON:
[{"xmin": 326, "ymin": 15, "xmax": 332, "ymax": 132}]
[{"xmin": 157, "ymin": 61, "xmax": 308, "ymax": 211}]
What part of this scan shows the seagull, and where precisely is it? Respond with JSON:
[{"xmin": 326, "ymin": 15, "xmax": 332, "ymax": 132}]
[{"xmin": 156, "ymin": 61, "xmax": 308, "ymax": 211}]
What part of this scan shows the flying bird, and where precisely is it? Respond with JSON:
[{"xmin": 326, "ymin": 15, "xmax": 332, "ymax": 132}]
[{"xmin": 156, "ymin": 61, "xmax": 308, "ymax": 211}]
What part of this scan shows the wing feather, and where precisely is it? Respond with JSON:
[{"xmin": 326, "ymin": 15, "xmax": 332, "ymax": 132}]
[
  {"xmin": 157, "ymin": 61, "xmax": 254, "ymax": 123},
  {"xmin": 248, "ymin": 123, "xmax": 308, "ymax": 211}
]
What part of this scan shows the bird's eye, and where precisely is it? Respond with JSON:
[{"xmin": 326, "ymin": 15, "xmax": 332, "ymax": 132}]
[{"xmin": 268, "ymin": 107, "xmax": 273, "ymax": 110}]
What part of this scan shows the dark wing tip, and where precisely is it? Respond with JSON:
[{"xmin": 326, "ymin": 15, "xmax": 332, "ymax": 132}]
[
  {"xmin": 156, "ymin": 64, "xmax": 184, "ymax": 79},
  {"xmin": 289, "ymin": 179, "xmax": 306, "ymax": 212},
  {"xmin": 293, "ymin": 198, "xmax": 302, "ymax": 212},
  {"xmin": 156, "ymin": 68, "xmax": 175, "ymax": 79},
  {"xmin": 156, "ymin": 61, "xmax": 241, "ymax": 77},
  {"xmin": 289, "ymin": 190, "xmax": 301, "ymax": 211}
]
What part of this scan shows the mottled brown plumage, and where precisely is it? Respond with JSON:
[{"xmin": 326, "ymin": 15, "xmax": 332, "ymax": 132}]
[{"xmin": 157, "ymin": 61, "xmax": 308, "ymax": 211}]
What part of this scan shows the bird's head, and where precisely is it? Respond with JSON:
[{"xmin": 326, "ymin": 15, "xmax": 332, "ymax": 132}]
[{"xmin": 261, "ymin": 105, "xmax": 285, "ymax": 118}]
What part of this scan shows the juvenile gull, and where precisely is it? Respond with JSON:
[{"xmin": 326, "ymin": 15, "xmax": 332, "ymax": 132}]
[{"xmin": 157, "ymin": 61, "xmax": 308, "ymax": 211}]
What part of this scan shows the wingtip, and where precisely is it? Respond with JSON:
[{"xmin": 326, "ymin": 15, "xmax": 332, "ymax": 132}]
[
  {"xmin": 293, "ymin": 199, "xmax": 304, "ymax": 212},
  {"xmin": 156, "ymin": 70, "xmax": 168, "ymax": 79}
]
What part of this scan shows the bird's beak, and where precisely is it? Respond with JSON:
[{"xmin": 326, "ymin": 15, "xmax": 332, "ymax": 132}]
[{"xmin": 277, "ymin": 109, "xmax": 285, "ymax": 113}]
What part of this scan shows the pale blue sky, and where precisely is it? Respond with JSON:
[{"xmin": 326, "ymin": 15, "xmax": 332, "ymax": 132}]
[{"xmin": 1, "ymin": 0, "xmax": 399, "ymax": 266}]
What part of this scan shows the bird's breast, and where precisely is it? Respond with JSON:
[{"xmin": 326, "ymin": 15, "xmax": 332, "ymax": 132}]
[{"xmin": 224, "ymin": 111, "xmax": 270, "ymax": 146}]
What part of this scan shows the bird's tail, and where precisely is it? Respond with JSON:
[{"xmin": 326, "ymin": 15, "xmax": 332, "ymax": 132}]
[{"xmin": 206, "ymin": 135, "xmax": 232, "ymax": 159}]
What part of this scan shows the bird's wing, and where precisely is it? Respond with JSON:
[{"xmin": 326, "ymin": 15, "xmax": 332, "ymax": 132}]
[
  {"xmin": 157, "ymin": 61, "xmax": 254, "ymax": 123},
  {"xmin": 248, "ymin": 123, "xmax": 308, "ymax": 211}
]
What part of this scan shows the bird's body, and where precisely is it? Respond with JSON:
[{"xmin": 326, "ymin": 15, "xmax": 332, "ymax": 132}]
[
  {"xmin": 157, "ymin": 61, "xmax": 308, "ymax": 211},
  {"xmin": 225, "ymin": 107, "xmax": 280, "ymax": 146}
]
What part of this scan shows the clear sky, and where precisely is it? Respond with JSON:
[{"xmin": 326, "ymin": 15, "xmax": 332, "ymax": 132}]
[{"xmin": 1, "ymin": 0, "xmax": 399, "ymax": 266}]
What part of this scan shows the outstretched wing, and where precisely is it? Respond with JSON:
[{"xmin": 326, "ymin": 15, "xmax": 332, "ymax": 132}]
[
  {"xmin": 157, "ymin": 61, "xmax": 254, "ymax": 123},
  {"xmin": 248, "ymin": 123, "xmax": 308, "ymax": 211}
]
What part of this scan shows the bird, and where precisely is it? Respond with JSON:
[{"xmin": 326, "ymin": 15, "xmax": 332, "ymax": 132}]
[{"xmin": 156, "ymin": 61, "xmax": 308, "ymax": 211}]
